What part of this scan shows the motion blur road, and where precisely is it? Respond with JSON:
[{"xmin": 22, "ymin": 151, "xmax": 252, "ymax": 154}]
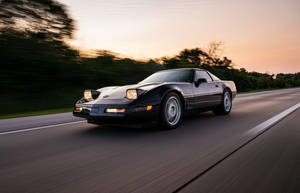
[{"xmin": 1, "ymin": 88, "xmax": 300, "ymax": 193}]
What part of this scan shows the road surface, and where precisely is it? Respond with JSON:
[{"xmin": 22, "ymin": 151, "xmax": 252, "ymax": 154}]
[{"xmin": 0, "ymin": 88, "xmax": 300, "ymax": 193}]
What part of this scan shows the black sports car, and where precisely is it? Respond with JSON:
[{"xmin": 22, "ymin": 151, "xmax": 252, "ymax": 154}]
[{"xmin": 73, "ymin": 68, "xmax": 236, "ymax": 129}]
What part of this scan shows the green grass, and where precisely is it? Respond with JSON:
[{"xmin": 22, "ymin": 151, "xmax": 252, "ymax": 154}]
[{"xmin": 0, "ymin": 108, "xmax": 73, "ymax": 120}]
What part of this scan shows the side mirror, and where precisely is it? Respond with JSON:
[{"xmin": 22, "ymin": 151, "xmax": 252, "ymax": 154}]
[{"xmin": 195, "ymin": 78, "xmax": 207, "ymax": 87}]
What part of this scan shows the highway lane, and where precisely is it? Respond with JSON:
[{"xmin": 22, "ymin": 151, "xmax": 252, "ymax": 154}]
[
  {"xmin": 0, "ymin": 88, "xmax": 300, "ymax": 193},
  {"xmin": 180, "ymin": 108, "xmax": 300, "ymax": 193}
]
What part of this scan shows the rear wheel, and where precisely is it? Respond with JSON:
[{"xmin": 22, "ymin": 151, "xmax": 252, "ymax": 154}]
[
  {"xmin": 160, "ymin": 92, "xmax": 183, "ymax": 129},
  {"xmin": 213, "ymin": 89, "xmax": 232, "ymax": 115}
]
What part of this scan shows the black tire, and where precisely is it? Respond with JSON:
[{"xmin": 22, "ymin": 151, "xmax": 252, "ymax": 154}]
[
  {"xmin": 160, "ymin": 92, "xmax": 183, "ymax": 129},
  {"xmin": 213, "ymin": 89, "xmax": 232, "ymax": 115}
]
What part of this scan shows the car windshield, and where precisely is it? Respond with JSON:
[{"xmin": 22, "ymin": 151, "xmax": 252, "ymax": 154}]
[
  {"xmin": 208, "ymin": 71, "xmax": 220, "ymax": 81},
  {"xmin": 139, "ymin": 70, "xmax": 193, "ymax": 84}
]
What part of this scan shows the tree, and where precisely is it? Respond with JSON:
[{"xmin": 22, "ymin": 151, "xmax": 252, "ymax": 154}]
[
  {"xmin": 207, "ymin": 41, "xmax": 223, "ymax": 59},
  {"xmin": 178, "ymin": 48, "xmax": 209, "ymax": 66},
  {"xmin": 171, "ymin": 42, "xmax": 233, "ymax": 69},
  {"xmin": 0, "ymin": 0, "xmax": 75, "ymax": 40}
]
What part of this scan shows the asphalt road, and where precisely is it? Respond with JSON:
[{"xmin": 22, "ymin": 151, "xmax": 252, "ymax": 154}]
[
  {"xmin": 0, "ymin": 88, "xmax": 300, "ymax": 193},
  {"xmin": 181, "ymin": 108, "xmax": 300, "ymax": 193}
]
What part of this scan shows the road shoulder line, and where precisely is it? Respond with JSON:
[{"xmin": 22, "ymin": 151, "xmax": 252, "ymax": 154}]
[
  {"xmin": 0, "ymin": 120, "xmax": 86, "ymax": 136},
  {"xmin": 246, "ymin": 103, "xmax": 300, "ymax": 135}
]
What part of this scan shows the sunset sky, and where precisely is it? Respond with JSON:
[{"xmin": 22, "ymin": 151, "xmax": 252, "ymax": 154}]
[{"xmin": 60, "ymin": 0, "xmax": 300, "ymax": 74}]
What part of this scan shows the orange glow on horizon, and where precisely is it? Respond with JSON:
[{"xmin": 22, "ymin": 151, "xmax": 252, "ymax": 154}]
[{"xmin": 61, "ymin": 0, "xmax": 300, "ymax": 74}]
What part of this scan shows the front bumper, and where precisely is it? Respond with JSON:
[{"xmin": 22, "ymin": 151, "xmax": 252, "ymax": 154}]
[{"xmin": 73, "ymin": 103, "xmax": 160, "ymax": 126}]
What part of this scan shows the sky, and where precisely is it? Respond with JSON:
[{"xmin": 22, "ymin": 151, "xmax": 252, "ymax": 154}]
[{"xmin": 60, "ymin": 0, "xmax": 300, "ymax": 74}]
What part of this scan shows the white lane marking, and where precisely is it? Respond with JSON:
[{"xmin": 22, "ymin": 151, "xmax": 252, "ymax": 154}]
[
  {"xmin": 0, "ymin": 120, "xmax": 86, "ymax": 136},
  {"xmin": 246, "ymin": 103, "xmax": 300, "ymax": 135}
]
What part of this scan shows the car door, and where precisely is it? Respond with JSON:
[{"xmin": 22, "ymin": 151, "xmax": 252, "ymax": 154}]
[
  {"xmin": 192, "ymin": 70, "xmax": 220, "ymax": 108},
  {"xmin": 207, "ymin": 71, "xmax": 223, "ymax": 104}
]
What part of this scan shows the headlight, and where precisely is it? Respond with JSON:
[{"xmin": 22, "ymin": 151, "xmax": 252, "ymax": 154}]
[
  {"xmin": 126, "ymin": 89, "xmax": 138, "ymax": 100},
  {"xmin": 83, "ymin": 90, "xmax": 101, "ymax": 102},
  {"xmin": 84, "ymin": 90, "xmax": 93, "ymax": 101}
]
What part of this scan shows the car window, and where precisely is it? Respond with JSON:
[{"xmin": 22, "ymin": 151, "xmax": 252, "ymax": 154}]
[
  {"xmin": 139, "ymin": 70, "xmax": 193, "ymax": 84},
  {"xmin": 194, "ymin": 70, "xmax": 213, "ymax": 82}
]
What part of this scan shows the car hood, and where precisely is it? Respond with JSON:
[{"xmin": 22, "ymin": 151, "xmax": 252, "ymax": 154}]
[{"xmin": 87, "ymin": 83, "xmax": 162, "ymax": 104}]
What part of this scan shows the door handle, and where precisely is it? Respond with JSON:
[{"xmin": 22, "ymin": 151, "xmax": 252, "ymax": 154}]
[{"xmin": 215, "ymin": 85, "xmax": 219, "ymax": 87}]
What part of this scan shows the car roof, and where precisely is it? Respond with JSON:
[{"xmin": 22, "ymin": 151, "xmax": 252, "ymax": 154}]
[{"xmin": 157, "ymin": 68, "xmax": 205, "ymax": 72}]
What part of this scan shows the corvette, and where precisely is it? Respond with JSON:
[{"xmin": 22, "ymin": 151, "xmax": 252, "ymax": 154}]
[{"xmin": 73, "ymin": 68, "xmax": 236, "ymax": 129}]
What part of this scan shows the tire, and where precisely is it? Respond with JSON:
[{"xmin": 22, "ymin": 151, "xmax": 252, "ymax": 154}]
[
  {"xmin": 160, "ymin": 92, "xmax": 183, "ymax": 129},
  {"xmin": 213, "ymin": 89, "xmax": 232, "ymax": 115}
]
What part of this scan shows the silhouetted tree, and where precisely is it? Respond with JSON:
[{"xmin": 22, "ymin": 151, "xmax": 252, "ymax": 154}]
[
  {"xmin": 178, "ymin": 48, "xmax": 208, "ymax": 66},
  {"xmin": 0, "ymin": 0, "xmax": 75, "ymax": 40},
  {"xmin": 163, "ymin": 42, "xmax": 233, "ymax": 69},
  {"xmin": 207, "ymin": 41, "xmax": 223, "ymax": 59}
]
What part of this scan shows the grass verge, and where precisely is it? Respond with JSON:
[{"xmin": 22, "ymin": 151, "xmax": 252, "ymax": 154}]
[{"xmin": 0, "ymin": 108, "xmax": 73, "ymax": 120}]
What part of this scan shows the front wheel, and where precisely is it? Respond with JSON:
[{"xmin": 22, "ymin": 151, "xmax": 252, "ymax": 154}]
[
  {"xmin": 213, "ymin": 89, "xmax": 232, "ymax": 115},
  {"xmin": 160, "ymin": 92, "xmax": 183, "ymax": 129}
]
